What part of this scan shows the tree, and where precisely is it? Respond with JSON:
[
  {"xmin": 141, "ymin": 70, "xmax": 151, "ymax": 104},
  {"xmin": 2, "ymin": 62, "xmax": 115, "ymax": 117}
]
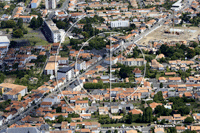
[
  {"xmin": 119, "ymin": 66, "xmax": 131, "ymax": 79},
  {"xmin": 167, "ymin": 127, "xmax": 177, "ymax": 133},
  {"xmin": 30, "ymin": 17, "xmax": 37, "ymax": 29},
  {"xmin": 56, "ymin": 107, "xmax": 61, "ymax": 113},
  {"xmin": 13, "ymin": 29, "xmax": 23, "ymax": 38},
  {"xmin": 17, "ymin": 18, "xmax": 23, "ymax": 28},
  {"xmin": 114, "ymin": 130, "xmax": 118, "ymax": 133},
  {"xmin": 5, "ymin": 20, "xmax": 16, "ymax": 28},
  {"xmin": 57, "ymin": 115, "xmax": 64, "ymax": 123},
  {"xmin": 160, "ymin": 83, "xmax": 163, "ymax": 88},
  {"xmin": 184, "ymin": 117, "xmax": 194, "ymax": 123},
  {"xmin": 142, "ymin": 107, "xmax": 153, "ymax": 123},
  {"xmin": 6, "ymin": 29, "xmax": 9, "ymax": 34},
  {"xmin": 153, "ymin": 91, "xmax": 164, "ymax": 102},
  {"xmin": 1, "ymin": 21, "xmax": 6, "ymax": 28},
  {"xmin": 182, "ymin": 130, "xmax": 196, "ymax": 133}
]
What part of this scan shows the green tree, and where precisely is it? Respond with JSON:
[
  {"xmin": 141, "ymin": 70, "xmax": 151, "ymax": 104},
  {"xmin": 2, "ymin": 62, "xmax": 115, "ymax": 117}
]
[
  {"xmin": 167, "ymin": 127, "xmax": 177, "ymax": 133},
  {"xmin": 6, "ymin": 29, "xmax": 9, "ymax": 34},
  {"xmin": 153, "ymin": 91, "xmax": 164, "ymax": 102},
  {"xmin": 30, "ymin": 17, "xmax": 37, "ymax": 29},
  {"xmin": 13, "ymin": 29, "xmax": 23, "ymax": 38},
  {"xmin": 57, "ymin": 115, "xmax": 64, "ymax": 123},
  {"xmin": 142, "ymin": 107, "xmax": 153, "ymax": 123},
  {"xmin": 160, "ymin": 83, "xmax": 163, "ymax": 88},
  {"xmin": 5, "ymin": 20, "xmax": 16, "ymax": 28},
  {"xmin": 184, "ymin": 117, "xmax": 194, "ymax": 123},
  {"xmin": 17, "ymin": 18, "xmax": 23, "ymax": 28},
  {"xmin": 1, "ymin": 21, "xmax": 6, "ymax": 28}
]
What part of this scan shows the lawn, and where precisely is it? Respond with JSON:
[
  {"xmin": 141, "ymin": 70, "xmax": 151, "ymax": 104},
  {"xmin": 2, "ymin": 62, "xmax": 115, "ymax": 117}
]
[
  {"xmin": 101, "ymin": 123, "xmax": 149, "ymax": 127},
  {"xmin": 12, "ymin": 34, "xmax": 48, "ymax": 46}
]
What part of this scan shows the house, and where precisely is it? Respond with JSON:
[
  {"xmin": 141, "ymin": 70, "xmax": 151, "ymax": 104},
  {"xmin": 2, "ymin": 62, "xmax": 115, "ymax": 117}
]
[
  {"xmin": 151, "ymin": 59, "xmax": 164, "ymax": 70},
  {"xmin": 80, "ymin": 113, "xmax": 91, "ymax": 119},
  {"xmin": 44, "ymin": 62, "xmax": 57, "ymax": 75},
  {"xmin": 176, "ymin": 126, "xmax": 186, "ymax": 133},
  {"xmin": 149, "ymin": 102, "xmax": 162, "ymax": 110},
  {"xmin": 158, "ymin": 77, "xmax": 167, "ymax": 83},
  {"xmin": 75, "ymin": 100, "xmax": 88, "ymax": 108},
  {"xmin": 111, "ymin": 106, "xmax": 119, "ymax": 113},
  {"xmin": 104, "ymin": 57, "xmax": 118, "ymax": 65},
  {"xmin": 129, "ymin": 109, "xmax": 143, "ymax": 115},
  {"xmin": 133, "ymin": 68, "xmax": 142, "ymax": 77},
  {"xmin": 0, "ymin": 36, "xmax": 10, "ymax": 55},
  {"xmin": 126, "ymin": 130, "xmax": 138, "ymax": 133},
  {"xmin": 154, "ymin": 127, "xmax": 164, "ymax": 133},
  {"xmin": 0, "ymin": 83, "xmax": 28, "ymax": 101},
  {"xmin": 168, "ymin": 77, "xmax": 181, "ymax": 82},
  {"xmin": 98, "ymin": 107, "xmax": 109, "ymax": 115},
  {"xmin": 157, "ymin": 116, "xmax": 173, "ymax": 123},
  {"xmin": 44, "ymin": 113, "xmax": 68, "ymax": 120}
]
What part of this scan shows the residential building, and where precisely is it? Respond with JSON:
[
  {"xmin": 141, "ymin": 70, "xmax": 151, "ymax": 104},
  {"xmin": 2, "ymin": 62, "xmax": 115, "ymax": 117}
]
[
  {"xmin": 43, "ymin": 20, "xmax": 65, "ymax": 43},
  {"xmin": 57, "ymin": 67, "xmax": 74, "ymax": 81},
  {"xmin": 75, "ymin": 61, "xmax": 86, "ymax": 70},
  {"xmin": 122, "ymin": 58, "xmax": 145, "ymax": 66},
  {"xmin": 111, "ymin": 20, "xmax": 130, "ymax": 28},
  {"xmin": 31, "ymin": 0, "xmax": 41, "ymax": 8},
  {"xmin": 45, "ymin": 0, "xmax": 56, "ymax": 9},
  {"xmin": 0, "ymin": 83, "xmax": 27, "ymax": 101}
]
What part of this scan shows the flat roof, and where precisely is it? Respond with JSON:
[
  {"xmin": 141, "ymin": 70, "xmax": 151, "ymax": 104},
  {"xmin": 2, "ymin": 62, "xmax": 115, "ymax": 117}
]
[
  {"xmin": 58, "ymin": 67, "xmax": 73, "ymax": 73},
  {"xmin": 45, "ymin": 62, "xmax": 57, "ymax": 70},
  {"xmin": 0, "ymin": 36, "xmax": 10, "ymax": 43}
]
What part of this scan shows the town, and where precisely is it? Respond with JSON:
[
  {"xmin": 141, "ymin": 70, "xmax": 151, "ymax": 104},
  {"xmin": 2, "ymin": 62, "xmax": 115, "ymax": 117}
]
[{"xmin": 0, "ymin": 0, "xmax": 199, "ymax": 132}]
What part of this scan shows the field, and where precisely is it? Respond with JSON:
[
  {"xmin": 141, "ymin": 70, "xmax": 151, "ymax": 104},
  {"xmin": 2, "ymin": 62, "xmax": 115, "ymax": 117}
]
[{"xmin": 138, "ymin": 25, "xmax": 200, "ymax": 46}]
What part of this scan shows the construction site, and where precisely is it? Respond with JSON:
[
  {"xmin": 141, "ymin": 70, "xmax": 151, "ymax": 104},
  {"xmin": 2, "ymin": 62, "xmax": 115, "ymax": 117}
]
[{"xmin": 138, "ymin": 25, "xmax": 200, "ymax": 46}]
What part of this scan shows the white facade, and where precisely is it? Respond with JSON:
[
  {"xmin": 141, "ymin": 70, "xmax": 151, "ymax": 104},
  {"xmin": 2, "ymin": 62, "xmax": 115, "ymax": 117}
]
[
  {"xmin": 43, "ymin": 20, "xmax": 65, "ymax": 43},
  {"xmin": 75, "ymin": 61, "xmax": 86, "ymax": 70},
  {"xmin": 45, "ymin": 0, "xmax": 56, "ymax": 9},
  {"xmin": 171, "ymin": 0, "xmax": 182, "ymax": 11},
  {"xmin": 111, "ymin": 20, "xmax": 130, "ymax": 28},
  {"xmin": 57, "ymin": 67, "xmax": 74, "ymax": 81},
  {"xmin": 122, "ymin": 58, "xmax": 145, "ymax": 66}
]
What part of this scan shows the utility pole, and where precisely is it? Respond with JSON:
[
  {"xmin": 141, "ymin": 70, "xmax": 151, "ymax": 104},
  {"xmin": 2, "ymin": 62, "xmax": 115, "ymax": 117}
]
[{"xmin": 110, "ymin": 33, "xmax": 112, "ymax": 103}]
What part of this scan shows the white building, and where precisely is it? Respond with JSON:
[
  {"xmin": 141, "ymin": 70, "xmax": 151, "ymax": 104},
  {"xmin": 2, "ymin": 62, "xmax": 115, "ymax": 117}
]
[
  {"xmin": 171, "ymin": 0, "xmax": 183, "ymax": 11},
  {"xmin": 122, "ymin": 58, "xmax": 145, "ymax": 66},
  {"xmin": 0, "ymin": 36, "xmax": 10, "ymax": 55},
  {"xmin": 104, "ymin": 57, "xmax": 118, "ymax": 65},
  {"xmin": 111, "ymin": 20, "xmax": 130, "ymax": 28},
  {"xmin": 44, "ymin": 62, "xmax": 57, "ymax": 75},
  {"xmin": 43, "ymin": 20, "xmax": 65, "ymax": 43},
  {"xmin": 75, "ymin": 61, "xmax": 86, "ymax": 70},
  {"xmin": 45, "ymin": 0, "xmax": 56, "ymax": 9},
  {"xmin": 57, "ymin": 67, "xmax": 74, "ymax": 81}
]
